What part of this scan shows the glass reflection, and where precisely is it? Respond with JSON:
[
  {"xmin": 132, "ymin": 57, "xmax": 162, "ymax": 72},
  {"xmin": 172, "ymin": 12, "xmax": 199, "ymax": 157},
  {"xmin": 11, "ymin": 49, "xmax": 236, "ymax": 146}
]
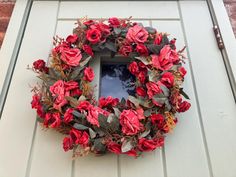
[{"xmin": 100, "ymin": 63, "xmax": 135, "ymax": 99}]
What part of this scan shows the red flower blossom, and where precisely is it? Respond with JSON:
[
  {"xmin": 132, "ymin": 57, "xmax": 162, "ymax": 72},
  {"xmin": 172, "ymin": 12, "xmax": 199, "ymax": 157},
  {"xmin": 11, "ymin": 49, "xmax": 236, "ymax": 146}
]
[
  {"xmin": 108, "ymin": 17, "xmax": 121, "ymax": 27},
  {"xmin": 120, "ymin": 109, "xmax": 141, "ymax": 135},
  {"xmin": 137, "ymin": 71, "xmax": 146, "ymax": 84},
  {"xmin": 178, "ymin": 66, "xmax": 187, "ymax": 77},
  {"xmin": 107, "ymin": 142, "xmax": 121, "ymax": 154},
  {"xmin": 70, "ymin": 129, "xmax": 89, "ymax": 146},
  {"xmin": 160, "ymin": 72, "xmax": 174, "ymax": 88},
  {"xmin": 150, "ymin": 113, "xmax": 165, "ymax": 129},
  {"xmin": 64, "ymin": 81, "xmax": 79, "ymax": 91},
  {"xmin": 77, "ymin": 101, "xmax": 91, "ymax": 111},
  {"xmin": 83, "ymin": 67, "xmax": 95, "ymax": 82},
  {"xmin": 136, "ymin": 87, "xmax": 146, "ymax": 97},
  {"xmin": 44, "ymin": 112, "xmax": 61, "ymax": 128},
  {"xmin": 177, "ymin": 101, "xmax": 191, "ymax": 112},
  {"xmin": 86, "ymin": 28, "xmax": 102, "ymax": 44},
  {"xmin": 64, "ymin": 108, "xmax": 74, "ymax": 123},
  {"xmin": 87, "ymin": 106, "xmax": 109, "ymax": 127},
  {"xmin": 66, "ymin": 34, "xmax": 78, "ymax": 43},
  {"xmin": 33, "ymin": 59, "xmax": 48, "ymax": 73},
  {"xmin": 83, "ymin": 44, "xmax": 94, "ymax": 57},
  {"xmin": 128, "ymin": 61, "xmax": 139, "ymax": 75},
  {"xmin": 138, "ymin": 137, "xmax": 164, "ymax": 152},
  {"xmin": 154, "ymin": 33, "xmax": 162, "ymax": 45},
  {"xmin": 126, "ymin": 25, "xmax": 148, "ymax": 43},
  {"xmin": 61, "ymin": 48, "xmax": 82, "ymax": 66},
  {"xmin": 146, "ymin": 82, "xmax": 162, "ymax": 99},
  {"xmin": 31, "ymin": 94, "xmax": 41, "ymax": 109},
  {"xmin": 136, "ymin": 44, "xmax": 149, "ymax": 56},
  {"xmin": 119, "ymin": 45, "xmax": 132, "ymax": 56},
  {"xmin": 99, "ymin": 96, "xmax": 119, "ymax": 108},
  {"xmin": 63, "ymin": 137, "xmax": 73, "ymax": 152}
]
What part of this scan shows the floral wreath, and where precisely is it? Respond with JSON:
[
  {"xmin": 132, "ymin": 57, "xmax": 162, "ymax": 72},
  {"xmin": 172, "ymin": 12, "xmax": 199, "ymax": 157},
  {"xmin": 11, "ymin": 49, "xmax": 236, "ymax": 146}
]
[{"xmin": 30, "ymin": 17, "xmax": 191, "ymax": 157}]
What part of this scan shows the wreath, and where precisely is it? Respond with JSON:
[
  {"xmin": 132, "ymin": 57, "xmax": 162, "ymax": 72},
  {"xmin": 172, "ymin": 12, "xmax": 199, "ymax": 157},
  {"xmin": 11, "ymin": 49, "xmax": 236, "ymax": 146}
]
[{"xmin": 30, "ymin": 17, "xmax": 191, "ymax": 157}]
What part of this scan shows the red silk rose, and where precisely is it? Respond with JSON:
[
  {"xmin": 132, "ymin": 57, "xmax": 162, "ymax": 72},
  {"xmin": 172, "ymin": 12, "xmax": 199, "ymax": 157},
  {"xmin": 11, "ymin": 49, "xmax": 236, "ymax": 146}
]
[
  {"xmin": 160, "ymin": 72, "xmax": 175, "ymax": 88},
  {"xmin": 44, "ymin": 112, "xmax": 61, "ymax": 128},
  {"xmin": 83, "ymin": 44, "xmax": 94, "ymax": 57},
  {"xmin": 83, "ymin": 67, "xmax": 95, "ymax": 82},
  {"xmin": 70, "ymin": 129, "xmax": 89, "ymax": 146},
  {"xmin": 119, "ymin": 45, "xmax": 132, "ymax": 56},
  {"xmin": 99, "ymin": 96, "xmax": 119, "ymax": 108},
  {"xmin": 66, "ymin": 34, "xmax": 78, "ymax": 43},
  {"xmin": 33, "ymin": 59, "xmax": 48, "ymax": 73},
  {"xmin": 64, "ymin": 108, "xmax": 74, "ymax": 123},
  {"xmin": 146, "ymin": 82, "xmax": 162, "ymax": 99},
  {"xmin": 136, "ymin": 87, "xmax": 146, "ymax": 97},
  {"xmin": 120, "ymin": 109, "xmax": 141, "ymax": 135},
  {"xmin": 61, "ymin": 48, "xmax": 82, "ymax": 66},
  {"xmin": 136, "ymin": 44, "xmax": 149, "ymax": 56},
  {"xmin": 86, "ymin": 28, "xmax": 102, "ymax": 44},
  {"xmin": 138, "ymin": 137, "xmax": 164, "ymax": 152},
  {"xmin": 126, "ymin": 25, "xmax": 148, "ymax": 43},
  {"xmin": 128, "ymin": 61, "xmax": 139, "ymax": 75},
  {"xmin": 107, "ymin": 142, "xmax": 122, "ymax": 154},
  {"xmin": 108, "ymin": 17, "xmax": 121, "ymax": 27}
]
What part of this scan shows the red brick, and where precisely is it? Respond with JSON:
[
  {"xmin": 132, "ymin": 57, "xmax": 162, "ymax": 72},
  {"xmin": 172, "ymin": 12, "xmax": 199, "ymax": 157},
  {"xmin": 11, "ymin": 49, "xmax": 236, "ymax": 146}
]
[
  {"xmin": 0, "ymin": 17, "xmax": 10, "ymax": 32},
  {"xmin": 0, "ymin": 32, "xmax": 5, "ymax": 48},
  {"xmin": 0, "ymin": 3, "xmax": 15, "ymax": 17}
]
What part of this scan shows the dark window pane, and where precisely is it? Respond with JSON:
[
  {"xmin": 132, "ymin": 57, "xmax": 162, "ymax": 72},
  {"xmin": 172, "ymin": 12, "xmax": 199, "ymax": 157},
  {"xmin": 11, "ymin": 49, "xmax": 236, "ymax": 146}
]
[{"xmin": 100, "ymin": 63, "xmax": 135, "ymax": 99}]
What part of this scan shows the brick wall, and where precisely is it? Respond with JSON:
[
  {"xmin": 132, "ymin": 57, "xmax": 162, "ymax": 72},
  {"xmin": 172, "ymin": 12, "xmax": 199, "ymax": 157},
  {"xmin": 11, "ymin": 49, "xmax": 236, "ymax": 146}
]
[{"xmin": 0, "ymin": 0, "xmax": 15, "ymax": 48}]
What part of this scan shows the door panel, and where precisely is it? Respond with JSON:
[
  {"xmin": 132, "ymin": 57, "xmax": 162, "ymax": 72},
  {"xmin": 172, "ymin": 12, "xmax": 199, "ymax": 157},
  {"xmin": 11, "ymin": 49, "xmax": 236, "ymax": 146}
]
[{"xmin": 0, "ymin": 1, "xmax": 236, "ymax": 177}]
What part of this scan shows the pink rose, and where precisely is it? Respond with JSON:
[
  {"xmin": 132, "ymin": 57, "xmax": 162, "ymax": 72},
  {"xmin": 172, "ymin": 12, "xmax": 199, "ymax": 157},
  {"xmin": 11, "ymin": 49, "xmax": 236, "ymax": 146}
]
[
  {"xmin": 107, "ymin": 142, "xmax": 121, "ymax": 154},
  {"xmin": 62, "ymin": 137, "xmax": 73, "ymax": 152},
  {"xmin": 64, "ymin": 81, "xmax": 79, "ymax": 91},
  {"xmin": 64, "ymin": 108, "xmax": 74, "ymax": 123},
  {"xmin": 136, "ymin": 44, "xmax": 149, "ymax": 56},
  {"xmin": 126, "ymin": 25, "xmax": 148, "ymax": 43},
  {"xmin": 108, "ymin": 17, "xmax": 121, "ymax": 27},
  {"xmin": 77, "ymin": 101, "xmax": 91, "ymax": 111},
  {"xmin": 177, "ymin": 101, "xmax": 191, "ymax": 112},
  {"xmin": 137, "ymin": 71, "xmax": 146, "ymax": 84},
  {"xmin": 70, "ymin": 129, "xmax": 89, "ymax": 146},
  {"xmin": 136, "ymin": 87, "xmax": 146, "ymax": 97},
  {"xmin": 152, "ymin": 45, "xmax": 175, "ymax": 71},
  {"xmin": 44, "ymin": 112, "xmax": 61, "ymax": 128},
  {"xmin": 99, "ymin": 96, "xmax": 119, "ymax": 108},
  {"xmin": 146, "ymin": 82, "xmax": 162, "ymax": 99},
  {"xmin": 154, "ymin": 33, "xmax": 162, "ymax": 45},
  {"xmin": 31, "ymin": 94, "xmax": 41, "ymax": 109},
  {"xmin": 66, "ymin": 34, "xmax": 78, "ymax": 43},
  {"xmin": 138, "ymin": 137, "xmax": 164, "ymax": 152},
  {"xmin": 150, "ymin": 113, "xmax": 165, "ymax": 129},
  {"xmin": 83, "ymin": 20, "xmax": 95, "ymax": 26},
  {"xmin": 160, "ymin": 72, "xmax": 174, "ymax": 88},
  {"xmin": 119, "ymin": 45, "xmax": 132, "ymax": 56},
  {"xmin": 50, "ymin": 80, "xmax": 68, "ymax": 110},
  {"xmin": 33, "ymin": 59, "xmax": 48, "ymax": 73},
  {"xmin": 87, "ymin": 106, "xmax": 109, "ymax": 127},
  {"xmin": 120, "ymin": 109, "xmax": 141, "ymax": 135},
  {"xmin": 61, "ymin": 48, "xmax": 82, "ymax": 66},
  {"xmin": 84, "ymin": 67, "xmax": 95, "ymax": 82},
  {"xmin": 128, "ymin": 61, "xmax": 139, "ymax": 75},
  {"xmin": 83, "ymin": 44, "xmax": 94, "ymax": 57},
  {"xmin": 86, "ymin": 28, "xmax": 102, "ymax": 44},
  {"xmin": 178, "ymin": 66, "xmax": 187, "ymax": 77}
]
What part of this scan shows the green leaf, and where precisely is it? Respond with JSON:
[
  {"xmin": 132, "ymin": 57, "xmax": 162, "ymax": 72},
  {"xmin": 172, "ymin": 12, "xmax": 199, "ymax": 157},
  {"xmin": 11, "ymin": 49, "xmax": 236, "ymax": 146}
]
[
  {"xmin": 69, "ymin": 67, "xmax": 84, "ymax": 80},
  {"xmin": 93, "ymin": 138, "xmax": 106, "ymax": 153},
  {"xmin": 145, "ymin": 27, "xmax": 156, "ymax": 34},
  {"xmin": 121, "ymin": 139, "xmax": 133, "ymax": 153},
  {"xmin": 104, "ymin": 41, "xmax": 117, "ymax": 52},
  {"xmin": 65, "ymin": 96, "xmax": 79, "ymax": 108},
  {"xmin": 160, "ymin": 85, "xmax": 170, "ymax": 97},
  {"xmin": 113, "ymin": 108, "xmax": 121, "ymax": 117},
  {"xmin": 180, "ymin": 88, "xmax": 190, "ymax": 100},
  {"xmin": 80, "ymin": 56, "xmax": 91, "ymax": 67},
  {"xmin": 161, "ymin": 34, "xmax": 169, "ymax": 45},
  {"xmin": 165, "ymin": 100, "xmax": 172, "ymax": 111},
  {"xmin": 114, "ymin": 28, "xmax": 121, "ymax": 35},
  {"xmin": 107, "ymin": 113, "xmax": 120, "ymax": 132},
  {"xmin": 89, "ymin": 128, "xmax": 96, "ymax": 139},
  {"xmin": 78, "ymin": 95, "xmax": 86, "ymax": 102},
  {"xmin": 153, "ymin": 94, "xmax": 167, "ymax": 105},
  {"xmin": 120, "ymin": 97, "xmax": 126, "ymax": 105},
  {"xmin": 48, "ymin": 68, "xmax": 61, "ymax": 80},
  {"xmin": 128, "ymin": 95, "xmax": 140, "ymax": 108},
  {"xmin": 135, "ymin": 56, "xmax": 150, "ymax": 65},
  {"xmin": 98, "ymin": 114, "xmax": 109, "ymax": 129},
  {"xmin": 72, "ymin": 110, "xmax": 85, "ymax": 119},
  {"xmin": 146, "ymin": 44, "xmax": 162, "ymax": 54},
  {"xmin": 144, "ymin": 109, "xmax": 152, "ymax": 117},
  {"xmin": 73, "ymin": 123, "xmax": 89, "ymax": 130},
  {"xmin": 148, "ymin": 69, "xmax": 157, "ymax": 82}
]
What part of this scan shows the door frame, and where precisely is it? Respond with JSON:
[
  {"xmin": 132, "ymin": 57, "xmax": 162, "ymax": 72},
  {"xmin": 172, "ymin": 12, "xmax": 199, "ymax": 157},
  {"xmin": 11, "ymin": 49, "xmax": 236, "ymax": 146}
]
[{"xmin": 0, "ymin": 0, "xmax": 235, "ymax": 117}]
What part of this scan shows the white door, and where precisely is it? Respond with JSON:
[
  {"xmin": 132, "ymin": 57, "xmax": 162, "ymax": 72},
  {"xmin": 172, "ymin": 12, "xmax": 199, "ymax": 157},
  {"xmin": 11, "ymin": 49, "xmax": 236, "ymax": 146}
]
[{"xmin": 0, "ymin": 1, "xmax": 236, "ymax": 177}]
